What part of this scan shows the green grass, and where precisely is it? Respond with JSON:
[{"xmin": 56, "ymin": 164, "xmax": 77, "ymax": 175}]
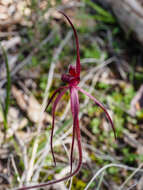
[{"xmin": 0, "ymin": 46, "xmax": 11, "ymax": 131}]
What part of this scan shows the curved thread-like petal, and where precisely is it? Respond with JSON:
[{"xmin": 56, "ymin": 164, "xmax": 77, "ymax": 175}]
[
  {"xmin": 59, "ymin": 11, "xmax": 80, "ymax": 76},
  {"xmin": 45, "ymin": 86, "xmax": 68, "ymax": 111},
  {"xmin": 51, "ymin": 88, "xmax": 68, "ymax": 166},
  {"xmin": 77, "ymin": 87, "xmax": 116, "ymax": 139},
  {"xmin": 15, "ymin": 88, "xmax": 82, "ymax": 190}
]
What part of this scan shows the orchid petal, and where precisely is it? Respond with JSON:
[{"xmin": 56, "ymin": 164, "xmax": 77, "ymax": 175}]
[
  {"xmin": 77, "ymin": 87, "xmax": 116, "ymax": 139},
  {"xmin": 70, "ymin": 87, "xmax": 82, "ymax": 174},
  {"xmin": 75, "ymin": 116, "xmax": 82, "ymax": 173},
  {"xmin": 70, "ymin": 122, "xmax": 76, "ymax": 174},
  {"xmin": 51, "ymin": 88, "xmax": 68, "ymax": 166},
  {"xmin": 16, "ymin": 88, "xmax": 82, "ymax": 190},
  {"xmin": 59, "ymin": 11, "xmax": 80, "ymax": 76},
  {"xmin": 69, "ymin": 65, "xmax": 76, "ymax": 76},
  {"xmin": 70, "ymin": 87, "xmax": 79, "ymax": 117},
  {"xmin": 45, "ymin": 86, "xmax": 68, "ymax": 111}
]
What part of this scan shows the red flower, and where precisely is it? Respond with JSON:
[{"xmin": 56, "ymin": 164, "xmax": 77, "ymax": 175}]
[{"xmin": 17, "ymin": 11, "xmax": 116, "ymax": 190}]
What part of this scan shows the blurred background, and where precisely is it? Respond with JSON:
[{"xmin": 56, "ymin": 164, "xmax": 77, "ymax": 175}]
[{"xmin": 0, "ymin": 0, "xmax": 143, "ymax": 189}]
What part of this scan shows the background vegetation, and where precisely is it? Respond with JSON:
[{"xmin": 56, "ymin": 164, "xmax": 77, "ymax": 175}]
[{"xmin": 0, "ymin": 0, "xmax": 143, "ymax": 189}]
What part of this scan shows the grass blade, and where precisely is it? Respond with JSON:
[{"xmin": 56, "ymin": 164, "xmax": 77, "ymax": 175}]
[
  {"xmin": 0, "ymin": 45, "xmax": 11, "ymax": 130},
  {"xmin": 85, "ymin": 0, "xmax": 116, "ymax": 23}
]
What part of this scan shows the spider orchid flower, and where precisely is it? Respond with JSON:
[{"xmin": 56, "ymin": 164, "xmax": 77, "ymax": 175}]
[{"xmin": 16, "ymin": 11, "xmax": 116, "ymax": 190}]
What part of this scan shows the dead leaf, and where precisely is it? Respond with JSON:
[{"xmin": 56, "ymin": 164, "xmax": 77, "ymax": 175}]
[
  {"xmin": 123, "ymin": 130, "xmax": 140, "ymax": 148},
  {"xmin": 129, "ymin": 85, "xmax": 143, "ymax": 116},
  {"xmin": 12, "ymin": 85, "xmax": 52, "ymax": 124},
  {"xmin": 7, "ymin": 107, "xmax": 28, "ymax": 137},
  {"xmin": 12, "ymin": 86, "xmax": 27, "ymax": 111},
  {"xmin": 137, "ymin": 176, "xmax": 143, "ymax": 190}
]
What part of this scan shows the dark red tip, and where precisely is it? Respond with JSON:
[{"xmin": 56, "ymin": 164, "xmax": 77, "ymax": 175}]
[{"xmin": 59, "ymin": 11, "xmax": 81, "ymax": 76}]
